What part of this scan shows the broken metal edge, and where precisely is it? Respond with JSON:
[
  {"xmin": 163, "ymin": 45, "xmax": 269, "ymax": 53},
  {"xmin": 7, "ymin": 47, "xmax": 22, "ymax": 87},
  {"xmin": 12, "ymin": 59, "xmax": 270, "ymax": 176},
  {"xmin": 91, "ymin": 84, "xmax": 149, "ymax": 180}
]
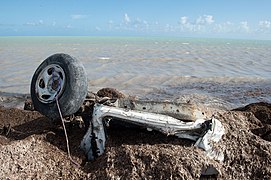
[
  {"xmin": 81, "ymin": 104, "xmax": 225, "ymax": 162},
  {"xmin": 194, "ymin": 118, "xmax": 225, "ymax": 161}
]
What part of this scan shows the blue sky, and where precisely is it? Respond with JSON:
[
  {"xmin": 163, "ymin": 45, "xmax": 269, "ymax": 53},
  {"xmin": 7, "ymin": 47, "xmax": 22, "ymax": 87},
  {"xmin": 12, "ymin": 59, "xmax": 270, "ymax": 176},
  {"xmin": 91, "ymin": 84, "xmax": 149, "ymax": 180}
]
[{"xmin": 1, "ymin": 0, "xmax": 271, "ymax": 39}]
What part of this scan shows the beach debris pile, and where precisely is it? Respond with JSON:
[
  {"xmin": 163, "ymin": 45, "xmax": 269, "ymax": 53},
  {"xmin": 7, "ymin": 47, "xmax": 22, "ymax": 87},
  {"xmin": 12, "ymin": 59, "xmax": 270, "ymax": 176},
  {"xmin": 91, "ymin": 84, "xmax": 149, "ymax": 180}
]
[{"xmin": 0, "ymin": 89, "xmax": 270, "ymax": 179}]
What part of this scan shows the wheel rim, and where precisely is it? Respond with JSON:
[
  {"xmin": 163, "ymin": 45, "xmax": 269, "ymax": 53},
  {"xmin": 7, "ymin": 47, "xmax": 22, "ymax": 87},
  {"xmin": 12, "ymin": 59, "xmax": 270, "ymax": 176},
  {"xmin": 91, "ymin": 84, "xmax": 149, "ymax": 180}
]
[{"xmin": 35, "ymin": 64, "xmax": 66, "ymax": 103}]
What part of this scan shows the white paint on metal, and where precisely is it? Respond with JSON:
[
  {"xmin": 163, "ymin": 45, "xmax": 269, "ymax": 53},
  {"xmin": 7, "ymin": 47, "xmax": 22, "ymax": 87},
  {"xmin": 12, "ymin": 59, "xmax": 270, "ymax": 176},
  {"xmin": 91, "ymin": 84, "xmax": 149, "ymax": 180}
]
[{"xmin": 81, "ymin": 104, "xmax": 225, "ymax": 161}]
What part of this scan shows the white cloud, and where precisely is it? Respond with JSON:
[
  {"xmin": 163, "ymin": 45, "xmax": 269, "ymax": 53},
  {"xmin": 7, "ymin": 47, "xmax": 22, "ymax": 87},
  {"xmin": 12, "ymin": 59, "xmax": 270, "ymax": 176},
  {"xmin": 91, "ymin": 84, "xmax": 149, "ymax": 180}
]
[
  {"xmin": 120, "ymin": 14, "xmax": 152, "ymax": 32},
  {"xmin": 165, "ymin": 24, "xmax": 175, "ymax": 32},
  {"xmin": 24, "ymin": 20, "xmax": 44, "ymax": 26},
  {"xmin": 196, "ymin": 16, "xmax": 204, "ymax": 25},
  {"xmin": 239, "ymin": 21, "xmax": 250, "ymax": 32},
  {"xmin": 205, "ymin": 15, "xmax": 214, "ymax": 24},
  {"xmin": 257, "ymin": 20, "xmax": 271, "ymax": 33},
  {"xmin": 179, "ymin": 16, "xmax": 188, "ymax": 25},
  {"xmin": 143, "ymin": 20, "xmax": 148, "ymax": 25},
  {"xmin": 179, "ymin": 20, "xmax": 194, "ymax": 32},
  {"xmin": 134, "ymin": 18, "xmax": 141, "ymax": 25},
  {"xmin": 65, "ymin": 24, "xmax": 72, "ymax": 29},
  {"xmin": 178, "ymin": 15, "xmax": 215, "ymax": 33},
  {"xmin": 107, "ymin": 13, "xmax": 270, "ymax": 38},
  {"xmin": 196, "ymin": 15, "xmax": 214, "ymax": 25},
  {"xmin": 259, "ymin": 20, "xmax": 271, "ymax": 29},
  {"xmin": 71, "ymin": 14, "xmax": 87, "ymax": 20},
  {"xmin": 124, "ymin": 13, "xmax": 131, "ymax": 24},
  {"xmin": 214, "ymin": 21, "xmax": 234, "ymax": 33}
]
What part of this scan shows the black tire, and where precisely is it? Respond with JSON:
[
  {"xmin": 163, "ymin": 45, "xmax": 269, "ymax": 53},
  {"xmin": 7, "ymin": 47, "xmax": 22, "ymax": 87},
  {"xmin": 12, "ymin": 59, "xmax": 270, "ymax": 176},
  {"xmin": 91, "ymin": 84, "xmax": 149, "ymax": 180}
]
[{"xmin": 30, "ymin": 53, "xmax": 88, "ymax": 120}]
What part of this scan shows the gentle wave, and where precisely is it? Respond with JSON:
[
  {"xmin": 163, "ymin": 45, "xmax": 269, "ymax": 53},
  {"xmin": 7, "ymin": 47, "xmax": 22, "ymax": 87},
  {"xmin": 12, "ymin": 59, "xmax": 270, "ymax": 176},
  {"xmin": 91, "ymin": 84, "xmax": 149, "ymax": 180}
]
[{"xmin": 0, "ymin": 37, "xmax": 270, "ymax": 107}]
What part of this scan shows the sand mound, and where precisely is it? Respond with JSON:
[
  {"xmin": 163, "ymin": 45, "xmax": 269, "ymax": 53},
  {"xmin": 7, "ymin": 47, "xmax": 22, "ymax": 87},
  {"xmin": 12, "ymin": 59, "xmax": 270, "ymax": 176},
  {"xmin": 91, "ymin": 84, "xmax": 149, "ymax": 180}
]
[{"xmin": 0, "ymin": 101, "xmax": 270, "ymax": 179}]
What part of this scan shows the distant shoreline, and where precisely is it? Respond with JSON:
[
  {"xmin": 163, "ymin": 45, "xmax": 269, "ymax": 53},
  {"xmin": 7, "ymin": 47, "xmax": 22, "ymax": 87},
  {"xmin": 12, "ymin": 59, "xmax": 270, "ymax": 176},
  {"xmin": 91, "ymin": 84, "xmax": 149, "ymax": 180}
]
[{"xmin": 1, "ymin": 35, "xmax": 271, "ymax": 42}]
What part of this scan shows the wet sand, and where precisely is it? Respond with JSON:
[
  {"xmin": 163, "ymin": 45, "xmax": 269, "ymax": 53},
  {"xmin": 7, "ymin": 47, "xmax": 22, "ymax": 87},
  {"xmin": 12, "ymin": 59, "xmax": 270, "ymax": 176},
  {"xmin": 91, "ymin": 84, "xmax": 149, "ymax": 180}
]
[{"xmin": 0, "ymin": 93, "xmax": 270, "ymax": 179}]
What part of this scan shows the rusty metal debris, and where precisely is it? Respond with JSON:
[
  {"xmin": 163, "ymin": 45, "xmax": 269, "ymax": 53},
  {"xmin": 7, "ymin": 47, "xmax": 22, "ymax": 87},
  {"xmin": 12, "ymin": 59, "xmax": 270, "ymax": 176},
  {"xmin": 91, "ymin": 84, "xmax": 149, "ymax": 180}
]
[{"xmin": 79, "ymin": 92, "xmax": 225, "ymax": 162}]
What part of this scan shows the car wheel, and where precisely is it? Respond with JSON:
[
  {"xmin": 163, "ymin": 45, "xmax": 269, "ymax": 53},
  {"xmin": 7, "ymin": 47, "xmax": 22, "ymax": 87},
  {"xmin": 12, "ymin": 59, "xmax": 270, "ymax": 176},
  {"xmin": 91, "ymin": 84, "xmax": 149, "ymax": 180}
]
[{"xmin": 30, "ymin": 53, "xmax": 88, "ymax": 120}]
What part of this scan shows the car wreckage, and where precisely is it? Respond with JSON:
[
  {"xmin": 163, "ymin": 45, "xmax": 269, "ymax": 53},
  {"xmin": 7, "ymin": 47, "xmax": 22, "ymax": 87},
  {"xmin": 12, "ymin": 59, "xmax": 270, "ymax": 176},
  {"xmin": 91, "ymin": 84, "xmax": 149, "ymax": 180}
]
[{"xmin": 30, "ymin": 53, "xmax": 225, "ymax": 164}]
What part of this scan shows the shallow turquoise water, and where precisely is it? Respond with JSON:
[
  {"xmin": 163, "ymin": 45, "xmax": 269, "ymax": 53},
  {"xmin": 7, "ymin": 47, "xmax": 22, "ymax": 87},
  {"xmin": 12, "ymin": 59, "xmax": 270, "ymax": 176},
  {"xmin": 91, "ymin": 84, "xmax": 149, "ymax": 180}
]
[{"xmin": 0, "ymin": 36, "xmax": 270, "ymax": 106}]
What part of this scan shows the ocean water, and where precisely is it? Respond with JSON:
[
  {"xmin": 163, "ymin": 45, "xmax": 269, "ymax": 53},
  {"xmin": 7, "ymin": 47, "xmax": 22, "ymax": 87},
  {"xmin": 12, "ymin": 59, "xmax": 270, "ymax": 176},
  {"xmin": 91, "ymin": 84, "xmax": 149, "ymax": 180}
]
[{"xmin": 0, "ymin": 36, "xmax": 270, "ymax": 108}]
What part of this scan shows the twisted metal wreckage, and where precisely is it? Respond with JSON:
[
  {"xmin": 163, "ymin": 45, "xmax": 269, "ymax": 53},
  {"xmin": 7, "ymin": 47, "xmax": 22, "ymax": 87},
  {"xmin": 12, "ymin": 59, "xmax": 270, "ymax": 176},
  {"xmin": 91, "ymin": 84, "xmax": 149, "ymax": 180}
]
[{"xmin": 30, "ymin": 53, "xmax": 225, "ymax": 171}]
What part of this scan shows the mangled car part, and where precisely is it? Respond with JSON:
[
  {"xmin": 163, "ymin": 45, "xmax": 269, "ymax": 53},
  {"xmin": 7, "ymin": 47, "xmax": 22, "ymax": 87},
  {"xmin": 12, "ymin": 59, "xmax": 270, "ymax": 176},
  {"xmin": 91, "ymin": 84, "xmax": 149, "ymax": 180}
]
[
  {"xmin": 30, "ymin": 53, "xmax": 225, "ymax": 164},
  {"xmin": 80, "ymin": 100, "xmax": 225, "ymax": 161}
]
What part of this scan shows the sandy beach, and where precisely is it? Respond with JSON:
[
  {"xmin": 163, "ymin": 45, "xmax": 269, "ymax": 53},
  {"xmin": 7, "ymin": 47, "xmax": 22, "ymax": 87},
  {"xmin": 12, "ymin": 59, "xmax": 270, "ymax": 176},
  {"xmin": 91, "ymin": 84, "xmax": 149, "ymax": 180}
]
[{"xmin": 0, "ymin": 91, "xmax": 270, "ymax": 179}]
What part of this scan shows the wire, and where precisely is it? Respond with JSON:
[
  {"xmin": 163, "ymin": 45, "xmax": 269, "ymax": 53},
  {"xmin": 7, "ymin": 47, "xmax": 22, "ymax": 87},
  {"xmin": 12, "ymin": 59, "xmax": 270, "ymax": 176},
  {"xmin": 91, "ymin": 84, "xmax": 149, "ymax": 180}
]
[
  {"xmin": 55, "ymin": 95, "xmax": 81, "ymax": 167},
  {"xmin": 53, "ymin": 67, "xmax": 80, "ymax": 167}
]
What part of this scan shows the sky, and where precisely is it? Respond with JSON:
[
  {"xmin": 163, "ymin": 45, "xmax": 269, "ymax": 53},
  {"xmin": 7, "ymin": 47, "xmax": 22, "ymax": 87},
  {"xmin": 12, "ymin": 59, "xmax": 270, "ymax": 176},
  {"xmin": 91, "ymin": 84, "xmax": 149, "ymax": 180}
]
[{"xmin": 1, "ymin": 0, "xmax": 271, "ymax": 40}]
